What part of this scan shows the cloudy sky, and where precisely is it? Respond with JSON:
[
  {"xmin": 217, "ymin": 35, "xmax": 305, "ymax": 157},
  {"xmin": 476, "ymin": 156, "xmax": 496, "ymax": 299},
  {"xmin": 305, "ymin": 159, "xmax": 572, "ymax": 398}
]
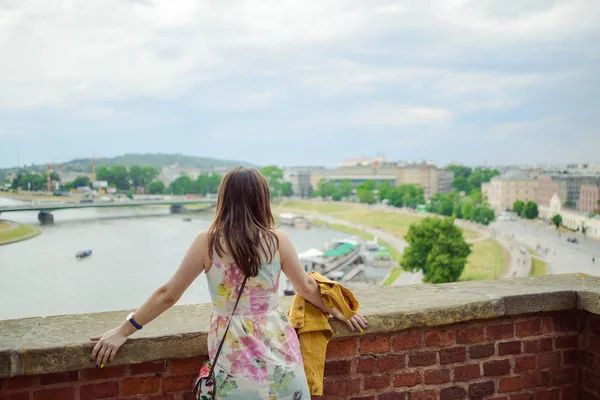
[{"xmin": 0, "ymin": 0, "xmax": 599, "ymax": 168}]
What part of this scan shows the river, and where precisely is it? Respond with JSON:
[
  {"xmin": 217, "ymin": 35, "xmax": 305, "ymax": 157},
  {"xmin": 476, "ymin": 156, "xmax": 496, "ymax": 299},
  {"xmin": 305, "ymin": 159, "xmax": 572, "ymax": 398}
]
[{"xmin": 0, "ymin": 197, "xmax": 347, "ymax": 320}]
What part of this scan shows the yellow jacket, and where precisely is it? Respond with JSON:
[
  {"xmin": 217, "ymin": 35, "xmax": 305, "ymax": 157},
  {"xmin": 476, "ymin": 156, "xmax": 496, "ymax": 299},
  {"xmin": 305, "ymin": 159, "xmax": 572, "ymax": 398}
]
[{"xmin": 288, "ymin": 272, "xmax": 360, "ymax": 396}]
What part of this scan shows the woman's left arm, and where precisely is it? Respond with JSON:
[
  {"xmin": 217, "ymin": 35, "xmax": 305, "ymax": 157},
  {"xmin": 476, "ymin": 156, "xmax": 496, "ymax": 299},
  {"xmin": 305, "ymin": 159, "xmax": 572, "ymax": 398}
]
[{"xmin": 90, "ymin": 231, "xmax": 208, "ymax": 367}]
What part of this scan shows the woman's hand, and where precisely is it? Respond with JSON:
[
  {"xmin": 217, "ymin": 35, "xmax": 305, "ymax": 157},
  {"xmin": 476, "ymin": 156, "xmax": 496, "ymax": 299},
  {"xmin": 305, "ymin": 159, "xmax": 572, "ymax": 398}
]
[
  {"xmin": 329, "ymin": 309, "xmax": 368, "ymax": 333},
  {"xmin": 89, "ymin": 326, "xmax": 129, "ymax": 367}
]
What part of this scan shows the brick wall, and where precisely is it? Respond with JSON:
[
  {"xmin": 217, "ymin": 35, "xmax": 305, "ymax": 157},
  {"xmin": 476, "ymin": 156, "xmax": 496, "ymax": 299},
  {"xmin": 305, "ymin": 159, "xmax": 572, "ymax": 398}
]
[{"xmin": 0, "ymin": 310, "xmax": 595, "ymax": 400}]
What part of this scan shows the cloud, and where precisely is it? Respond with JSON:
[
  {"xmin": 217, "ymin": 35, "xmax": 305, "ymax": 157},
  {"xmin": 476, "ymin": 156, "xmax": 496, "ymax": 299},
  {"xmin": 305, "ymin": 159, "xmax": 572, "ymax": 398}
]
[{"xmin": 349, "ymin": 103, "xmax": 454, "ymax": 126}]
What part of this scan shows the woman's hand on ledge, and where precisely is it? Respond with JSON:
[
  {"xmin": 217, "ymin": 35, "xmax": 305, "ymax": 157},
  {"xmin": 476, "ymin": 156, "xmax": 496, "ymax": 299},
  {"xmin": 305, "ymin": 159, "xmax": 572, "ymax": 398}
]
[
  {"xmin": 89, "ymin": 325, "xmax": 130, "ymax": 367},
  {"xmin": 330, "ymin": 309, "xmax": 368, "ymax": 333}
]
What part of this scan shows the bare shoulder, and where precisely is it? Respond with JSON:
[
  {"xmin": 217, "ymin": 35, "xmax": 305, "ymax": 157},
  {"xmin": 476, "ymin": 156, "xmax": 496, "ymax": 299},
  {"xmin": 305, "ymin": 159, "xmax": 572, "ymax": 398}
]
[{"xmin": 273, "ymin": 228, "xmax": 291, "ymax": 247}]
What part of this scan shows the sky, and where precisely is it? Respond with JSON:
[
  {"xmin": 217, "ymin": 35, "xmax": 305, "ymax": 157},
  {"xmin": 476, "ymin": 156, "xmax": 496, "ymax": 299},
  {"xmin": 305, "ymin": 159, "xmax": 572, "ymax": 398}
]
[{"xmin": 0, "ymin": 0, "xmax": 599, "ymax": 169}]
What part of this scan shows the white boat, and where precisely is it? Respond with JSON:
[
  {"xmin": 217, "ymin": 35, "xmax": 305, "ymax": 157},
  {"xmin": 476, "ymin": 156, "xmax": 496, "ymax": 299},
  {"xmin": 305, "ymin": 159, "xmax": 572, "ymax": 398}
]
[{"xmin": 279, "ymin": 213, "xmax": 311, "ymax": 229}]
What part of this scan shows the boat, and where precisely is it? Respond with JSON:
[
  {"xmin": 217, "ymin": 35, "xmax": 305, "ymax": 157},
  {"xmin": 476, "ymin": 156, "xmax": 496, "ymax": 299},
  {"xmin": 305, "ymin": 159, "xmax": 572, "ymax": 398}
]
[
  {"xmin": 76, "ymin": 249, "xmax": 92, "ymax": 259},
  {"xmin": 279, "ymin": 213, "xmax": 311, "ymax": 229}
]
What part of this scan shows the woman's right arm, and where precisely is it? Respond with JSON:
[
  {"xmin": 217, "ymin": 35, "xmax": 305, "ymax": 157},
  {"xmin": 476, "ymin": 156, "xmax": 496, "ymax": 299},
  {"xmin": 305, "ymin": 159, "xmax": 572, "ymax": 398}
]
[{"xmin": 277, "ymin": 229, "xmax": 367, "ymax": 332}]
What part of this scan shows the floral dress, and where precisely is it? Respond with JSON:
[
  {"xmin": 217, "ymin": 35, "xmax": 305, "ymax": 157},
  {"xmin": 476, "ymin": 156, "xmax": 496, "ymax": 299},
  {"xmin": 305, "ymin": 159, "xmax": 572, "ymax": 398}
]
[{"xmin": 205, "ymin": 255, "xmax": 309, "ymax": 399}]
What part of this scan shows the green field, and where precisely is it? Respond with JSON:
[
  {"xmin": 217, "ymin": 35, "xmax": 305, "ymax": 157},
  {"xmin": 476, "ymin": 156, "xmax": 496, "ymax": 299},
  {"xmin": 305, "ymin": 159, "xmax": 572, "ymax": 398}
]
[
  {"xmin": 0, "ymin": 221, "xmax": 11, "ymax": 230},
  {"xmin": 0, "ymin": 221, "xmax": 41, "ymax": 245},
  {"xmin": 529, "ymin": 258, "xmax": 548, "ymax": 277},
  {"xmin": 382, "ymin": 268, "xmax": 402, "ymax": 286},
  {"xmin": 459, "ymin": 238, "xmax": 507, "ymax": 281},
  {"xmin": 279, "ymin": 201, "xmax": 357, "ymax": 214}
]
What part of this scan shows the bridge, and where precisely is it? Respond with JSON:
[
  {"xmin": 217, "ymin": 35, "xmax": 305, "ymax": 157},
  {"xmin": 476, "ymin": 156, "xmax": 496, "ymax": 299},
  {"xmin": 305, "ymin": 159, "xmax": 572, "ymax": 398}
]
[{"xmin": 0, "ymin": 198, "xmax": 217, "ymax": 223}]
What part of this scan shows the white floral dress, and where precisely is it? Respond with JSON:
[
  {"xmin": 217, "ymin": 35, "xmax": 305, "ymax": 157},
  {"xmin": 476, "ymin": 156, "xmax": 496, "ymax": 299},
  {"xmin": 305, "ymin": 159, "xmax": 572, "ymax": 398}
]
[{"xmin": 206, "ymin": 256, "xmax": 309, "ymax": 399}]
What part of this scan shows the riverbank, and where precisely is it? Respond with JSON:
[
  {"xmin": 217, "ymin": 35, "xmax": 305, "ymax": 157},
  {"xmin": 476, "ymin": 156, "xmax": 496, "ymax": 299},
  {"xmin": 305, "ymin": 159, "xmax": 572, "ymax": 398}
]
[
  {"xmin": 0, "ymin": 220, "xmax": 41, "ymax": 245},
  {"xmin": 0, "ymin": 191, "xmax": 71, "ymax": 201}
]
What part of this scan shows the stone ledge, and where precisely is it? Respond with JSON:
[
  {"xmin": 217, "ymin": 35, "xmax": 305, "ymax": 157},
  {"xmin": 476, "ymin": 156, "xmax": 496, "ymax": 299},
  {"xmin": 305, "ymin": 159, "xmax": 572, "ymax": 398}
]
[{"xmin": 1, "ymin": 273, "xmax": 599, "ymax": 378}]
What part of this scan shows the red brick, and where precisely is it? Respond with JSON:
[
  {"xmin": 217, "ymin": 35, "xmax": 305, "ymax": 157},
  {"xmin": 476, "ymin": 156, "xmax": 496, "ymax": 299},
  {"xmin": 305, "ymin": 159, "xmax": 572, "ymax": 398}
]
[
  {"xmin": 499, "ymin": 341, "xmax": 522, "ymax": 356},
  {"xmin": 82, "ymin": 365, "xmax": 126, "ymax": 380},
  {"xmin": 170, "ymin": 357, "xmax": 207, "ymax": 373},
  {"xmin": 589, "ymin": 314, "xmax": 600, "ymax": 336},
  {"xmin": 516, "ymin": 319, "xmax": 542, "ymax": 337},
  {"xmin": 377, "ymin": 355, "xmax": 406, "ymax": 372},
  {"xmin": 453, "ymin": 364, "xmax": 480, "ymax": 382},
  {"xmin": 523, "ymin": 338, "xmax": 553, "ymax": 354},
  {"xmin": 4, "ymin": 376, "xmax": 36, "ymax": 390},
  {"xmin": 563, "ymin": 349, "xmax": 579, "ymax": 365},
  {"xmin": 425, "ymin": 330, "xmax": 453, "ymax": 347},
  {"xmin": 379, "ymin": 392, "xmax": 406, "ymax": 400},
  {"xmin": 424, "ymin": 369, "xmax": 450, "ymax": 384},
  {"xmin": 364, "ymin": 374, "xmax": 391, "ymax": 390},
  {"xmin": 0, "ymin": 393, "xmax": 30, "ymax": 400},
  {"xmin": 499, "ymin": 377, "xmax": 522, "ymax": 393},
  {"xmin": 325, "ymin": 360, "xmax": 352, "ymax": 376},
  {"xmin": 326, "ymin": 338, "xmax": 357, "ymax": 359},
  {"xmin": 80, "ymin": 381, "xmax": 119, "ymax": 400},
  {"xmin": 553, "ymin": 314, "xmax": 578, "ymax": 332},
  {"xmin": 554, "ymin": 335, "xmax": 578, "ymax": 349},
  {"xmin": 542, "ymin": 317, "xmax": 553, "ymax": 334},
  {"xmin": 410, "ymin": 391, "xmax": 437, "ymax": 400},
  {"xmin": 351, "ymin": 397, "xmax": 376, "ymax": 400},
  {"xmin": 163, "ymin": 374, "xmax": 195, "ymax": 392},
  {"xmin": 510, "ymin": 395, "xmax": 533, "ymax": 400},
  {"xmin": 484, "ymin": 359, "xmax": 511, "ymax": 376},
  {"xmin": 121, "ymin": 376, "xmax": 160, "ymax": 395},
  {"xmin": 392, "ymin": 332, "xmax": 422, "ymax": 351},
  {"xmin": 514, "ymin": 356, "xmax": 537, "ymax": 372},
  {"xmin": 487, "ymin": 323, "xmax": 514, "ymax": 340},
  {"xmin": 537, "ymin": 352, "xmax": 561, "ymax": 368},
  {"xmin": 560, "ymin": 385, "xmax": 577, "ymax": 400},
  {"xmin": 408, "ymin": 352, "xmax": 436, "ymax": 367},
  {"xmin": 145, "ymin": 396, "xmax": 174, "ymax": 400},
  {"xmin": 394, "ymin": 372, "xmax": 422, "ymax": 388},
  {"xmin": 440, "ymin": 347, "xmax": 466, "ymax": 365},
  {"xmin": 536, "ymin": 389, "xmax": 559, "ymax": 400},
  {"xmin": 33, "ymin": 387, "xmax": 76, "ymax": 400},
  {"xmin": 130, "ymin": 360, "xmax": 166, "ymax": 375},
  {"xmin": 324, "ymin": 378, "xmax": 361, "ymax": 396},
  {"xmin": 440, "ymin": 386, "xmax": 467, "ymax": 400},
  {"xmin": 361, "ymin": 337, "xmax": 391, "ymax": 355},
  {"xmin": 522, "ymin": 371, "xmax": 549, "ymax": 388},
  {"xmin": 470, "ymin": 343, "xmax": 495, "ymax": 359},
  {"xmin": 39, "ymin": 371, "xmax": 78, "ymax": 385},
  {"xmin": 358, "ymin": 357, "xmax": 375, "ymax": 373},
  {"xmin": 456, "ymin": 327, "xmax": 484, "ymax": 344},
  {"xmin": 548, "ymin": 367, "xmax": 576, "ymax": 385},
  {"xmin": 469, "ymin": 381, "xmax": 495, "ymax": 398}
]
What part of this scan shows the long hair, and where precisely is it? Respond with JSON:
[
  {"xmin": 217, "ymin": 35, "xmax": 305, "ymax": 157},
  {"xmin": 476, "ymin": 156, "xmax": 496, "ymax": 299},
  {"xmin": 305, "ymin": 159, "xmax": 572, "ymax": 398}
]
[{"xmin": 207, "ymin": 166, "xmax": 279, "ymax": 277}]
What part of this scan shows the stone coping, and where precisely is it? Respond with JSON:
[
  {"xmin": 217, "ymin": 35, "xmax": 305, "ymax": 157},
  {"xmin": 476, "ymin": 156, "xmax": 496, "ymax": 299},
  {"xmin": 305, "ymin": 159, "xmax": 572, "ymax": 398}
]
[{"xmin": 1, "ymin": 274, "xmax": 599, "ymax": 378}]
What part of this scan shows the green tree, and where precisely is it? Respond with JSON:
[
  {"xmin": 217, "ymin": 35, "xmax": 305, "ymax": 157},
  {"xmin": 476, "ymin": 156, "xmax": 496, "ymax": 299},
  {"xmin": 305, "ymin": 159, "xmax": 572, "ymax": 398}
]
[
  {"xmin": 280, "ymin": 181, "xmax": 294, "ymax": 197},
  {"xmin": 72, "ymin": 176, "xmax": 91, "ymax": 188},
  {"xmin": 551, "ymin": 214, "xmax": 562, "ymax": 229},
  {"xmin": 316, "ymin": 179, "xmax": 336, "ymax": 199},
  {"xmin": 377, "ymin": 182, "xmax": 392, "ymax": 202},
  {"xmin": 356, "ymin": 180, "xmax": 377, "ymax": 204},
  {"xmin": 260, "ymin": 166, "xmax": 284, "ymax": 197},
  {"xmin": 338, "ymin": 179, "xmax": 354, "ymax": 198},
  {"xmin": 148, "ymin": 180, "xmax": 165, "ymax": 194},
  {"xmin": 401, "ymin": 217, "xmax": 472, "ymax": 284},
  {"xmin": 470, "ymin": 206, "xmax": 495, "ymax": 225},
  {"xmin": 460, "ymin": 199, "xmax": 474, "ymax": 220},
  {"xmin": 62, "ymin": 182, "xmax": 74, "ymax": 191},
  {"xmin": 140, "ymin": 166, "xmax": 159, "ymax": 188},
  {"xmin": 523, "ymin": 201, "xmax": 539, "ymax": 219},
  {"xmin": 129, "ymin": 165, "xmax": 142, "ymax": 187},
  {"xmin": 513, "ymin": 200, "xmax": 524, "ymax": 216},
  {"xmin": 452, "ymin": 176, "xmax": 470, "ymax": 193},
  {"xmin": 169, "ymin": 176, "xmax": 192, "ymax": 195}
]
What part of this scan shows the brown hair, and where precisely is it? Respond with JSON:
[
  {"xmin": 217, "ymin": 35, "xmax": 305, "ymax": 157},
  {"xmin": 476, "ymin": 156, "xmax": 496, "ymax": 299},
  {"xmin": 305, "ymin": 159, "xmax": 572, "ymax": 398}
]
[{"xmin": 207, "ymin": 166, "xmax": 278, "ymax": 277}]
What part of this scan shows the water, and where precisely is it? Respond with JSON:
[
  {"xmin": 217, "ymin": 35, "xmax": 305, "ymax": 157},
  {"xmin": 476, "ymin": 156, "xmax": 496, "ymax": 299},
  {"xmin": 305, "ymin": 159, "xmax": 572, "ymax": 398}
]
[{"xmin": 0, "ymin": 197, "xmax": 345, "ymax": 320}]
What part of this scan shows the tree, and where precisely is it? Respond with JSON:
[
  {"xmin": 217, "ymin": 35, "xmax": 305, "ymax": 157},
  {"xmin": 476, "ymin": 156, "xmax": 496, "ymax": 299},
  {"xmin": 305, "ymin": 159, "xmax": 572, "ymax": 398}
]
[
  {"xmin": 140, "ymin": 166, "xmax": 159, "ymax": 188},
  {"xmin": 552, "ymin": 214, "xmax": 563, "ymax": 229},
  {"xmin": 401, "ymin": 217, "xmax": 472, "ymax": 284},
  {"xmin": 316, "ymin": 179, "xmax": 336, "ymax": 199},
  {"xmin": 260, "ymin": 166, "xmax": 284, "ymax": 197},
  {"xmin": 72, "ymin": 176, "xmax": 91, "ymax": 188},
  {"xmin": 356, "ymin": 180, "xmax": 377, "ymax": 204},
  {"xmin": 129, "ymin": 165, "xmax": 142, "ymax": 188},
  {"xmin": 513, "ymin": 200, "xmax": 524, "ymax": 216},
  {"xmin": 460, "ymin": 199, "xmax": 474, "ymax": 220},
  {"xmin": 169, "ymin": 176, "xmax": 192, "ymax": 195},
  {"xmin": 148, "ymin": 180, "xmax": 165, "ymax": 194},
  {"xmin": 523, "ymin": 201, "xmax": 539, "ymax": 219},
  {"xmin": 338, "ymin": 179, "xmax": 354, "ymax": 198},
  {"xmin": 280, "ymin": 181, "xmax": 294, "ymax": 197},
  {"xmin": 470, "ymin": 206, "xmax": 495, "ymax": 225},
  {"xmin": 452, "ymin": 176, "xmax": 470, "ymax": 193}
]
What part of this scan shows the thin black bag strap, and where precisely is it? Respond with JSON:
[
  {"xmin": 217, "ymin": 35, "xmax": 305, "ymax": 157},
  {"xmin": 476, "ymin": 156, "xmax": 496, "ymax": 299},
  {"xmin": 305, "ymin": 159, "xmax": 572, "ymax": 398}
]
[{"xmin": 210, "ymin": 275, "xmax": 248, "ymax": 375}]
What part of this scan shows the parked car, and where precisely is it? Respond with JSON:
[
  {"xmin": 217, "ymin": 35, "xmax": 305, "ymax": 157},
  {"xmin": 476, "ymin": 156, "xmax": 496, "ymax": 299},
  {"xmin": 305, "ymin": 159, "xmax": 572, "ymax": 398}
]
[{"xmin": 566, "ymin": 237, "xmax": 579, "ymax": 244}]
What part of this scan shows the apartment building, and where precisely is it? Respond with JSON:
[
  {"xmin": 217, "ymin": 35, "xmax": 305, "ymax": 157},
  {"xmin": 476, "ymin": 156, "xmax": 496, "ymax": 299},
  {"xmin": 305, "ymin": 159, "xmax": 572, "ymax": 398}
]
[
  {"xmin": 396, "ymin": 162, "xmax": 454, "ymax": 200},
  {"xmin": 482, "ymin": 175, "xmax": 538, "ymax": 211}
]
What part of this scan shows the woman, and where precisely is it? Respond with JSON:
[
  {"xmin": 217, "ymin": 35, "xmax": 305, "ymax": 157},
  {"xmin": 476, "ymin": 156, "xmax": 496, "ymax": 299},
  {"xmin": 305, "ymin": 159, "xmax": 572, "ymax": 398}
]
[{"xmin": 90, "ymin": 166, "xmax": 367, "ymax": 399}]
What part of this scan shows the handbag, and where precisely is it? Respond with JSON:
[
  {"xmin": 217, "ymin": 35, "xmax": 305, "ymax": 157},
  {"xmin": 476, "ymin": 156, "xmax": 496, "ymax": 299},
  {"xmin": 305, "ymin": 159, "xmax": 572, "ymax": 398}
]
[{"xmin": 193, "ymin": 276, "xmax": 248, "ymax": 400}]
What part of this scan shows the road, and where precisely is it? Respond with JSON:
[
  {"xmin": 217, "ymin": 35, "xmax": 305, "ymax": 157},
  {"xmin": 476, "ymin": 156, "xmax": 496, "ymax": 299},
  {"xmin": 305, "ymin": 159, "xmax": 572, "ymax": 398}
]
[{"xmin": 490, "ymin": 219, "xmax": 600, "ymax": 277}]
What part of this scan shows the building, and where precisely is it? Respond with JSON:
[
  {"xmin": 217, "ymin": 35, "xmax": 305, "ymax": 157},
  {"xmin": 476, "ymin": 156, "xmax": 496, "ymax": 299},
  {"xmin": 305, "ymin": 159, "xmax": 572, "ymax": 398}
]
[
  {"xmin": 482, "ymin": 175, "xmax": 538, "ymax": 211},
  {"xmin": 283, "ymin": 167, "xmax": 325, "ymax": 197},
  {"xmin": 396, "ymin": 162, "xmax": 454, "ymax": 200},
  {"xmin": 539, "ymin": 194, "xmax": 600, "ymax": 240},
  {"xmin": 310, "ymin": 162, "xmax": 397, "ymax": 189},
  {"xmin": 535, "ymin": 176, "xmax": 563, "ymax": 208},
  {"xmin": 580, "ymin": 184, "xmax": 600, "ymax": 213},
  {"xmin": 548, "ymin": 175, "xmax": 600, "ymax": 209}
]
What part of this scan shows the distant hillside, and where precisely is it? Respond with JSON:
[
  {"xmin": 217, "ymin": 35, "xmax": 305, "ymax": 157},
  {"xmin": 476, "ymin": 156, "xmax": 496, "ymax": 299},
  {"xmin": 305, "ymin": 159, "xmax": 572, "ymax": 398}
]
[{"xmin": 4, "ymin": 153, "xmax": 257, "ymax": 173}]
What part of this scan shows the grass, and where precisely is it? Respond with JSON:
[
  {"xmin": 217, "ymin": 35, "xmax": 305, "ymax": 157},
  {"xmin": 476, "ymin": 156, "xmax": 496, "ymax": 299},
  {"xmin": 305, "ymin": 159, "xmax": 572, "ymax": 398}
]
[
  {"xmin": 382, "ymin": 268, "xmax": 403, "ymax": 286},
  {"xmin": 0, "ymin": 221, "xmax": 42, "ymax": 245},
  {"xmin": 0, "ymin": 221, "xmax": 11, "ymax": 230},
  {"xmin": 0, "ymin": 191, "xmax": 71, "ymax": 201},
  {"xmin": 459, "ymin": 238, "xmax": 508, "ymax": 281},
  {"xmin": 279, "ymin": 201, "xmax": 357, "ymax": 214},
  {"xmin": 529, "ymin": 258, "xmax": 549, "ymax": 277}
]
